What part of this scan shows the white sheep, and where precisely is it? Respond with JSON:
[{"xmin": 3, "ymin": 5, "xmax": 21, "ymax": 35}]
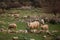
[
  {"xmin": 8, "ymin": 23, "xmax": 17, "ymax": 30},
  {"xmin": 14, "ymin": 14, "xmax": 20, "ymax": 18},
  {"xmin": 40, "ymin": 24, "xmax": 49, "ymax": 32},
  {"xmin": 27, "ymin": 21, "xmax": 40, "ymax": 29},
  {"xmin": 11, "ymin": 14, "xmax": 19, "ymax": 18}
]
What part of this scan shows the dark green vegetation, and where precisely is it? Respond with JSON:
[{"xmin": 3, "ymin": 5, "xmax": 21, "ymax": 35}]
[
  {"xmin": 0, "ymin": 0, "xmax": 60, "ymax": 13},
  {"xmin": 0, "ymin": 9, "xmax": 60, "ymax": 40}
]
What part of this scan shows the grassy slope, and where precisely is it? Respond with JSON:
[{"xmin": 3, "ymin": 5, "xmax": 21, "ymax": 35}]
[{"xmin": 0, "ymin": 9, "xmax": 60, "ymax": 40}]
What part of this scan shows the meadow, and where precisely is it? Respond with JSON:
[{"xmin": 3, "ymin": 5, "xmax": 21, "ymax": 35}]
[{"xmin": 0, "ymin": 8, "xmax": 60, "ymax": 40}]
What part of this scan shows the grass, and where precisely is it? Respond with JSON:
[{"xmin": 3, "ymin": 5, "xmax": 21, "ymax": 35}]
[{"xmin": 0, "ymin": 9, "xmax": 60, "ymax": 40}]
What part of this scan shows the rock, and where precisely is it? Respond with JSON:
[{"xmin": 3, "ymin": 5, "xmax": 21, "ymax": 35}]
[
  {"xmin": 12, "ymin": 37, "xmax": 18, "ymax": 40},
  {"xmin": 30, "ymin": 38, "xmax": 35, "ymax": 40}
]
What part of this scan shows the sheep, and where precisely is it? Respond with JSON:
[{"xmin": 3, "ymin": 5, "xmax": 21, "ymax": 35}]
[
  {"xmin": 14, "ymin": 14, "xmax": 19, "ymax": 18},
  {"xmin": 40, "ymin": 24, "xmax": 54, "ymax": 36},
  {"xmin": 40, "ymin": 24, "xmax": 49, "ymax": 33},
  {"xmin": 27, "ymin": 21, "xmax": 40, "ymax": 29},
  {"xmin": 8, "ymin": 23, "xmax": 17, "ymax": 30},
  {"xmin": 11, "ymin": 14, "xmax": 19, "ymax": 18}
]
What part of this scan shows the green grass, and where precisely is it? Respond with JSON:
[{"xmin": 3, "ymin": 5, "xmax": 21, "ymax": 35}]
[{"xmin": 0, "ymin": 9, "xmax": 60, "ymax": 40}]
